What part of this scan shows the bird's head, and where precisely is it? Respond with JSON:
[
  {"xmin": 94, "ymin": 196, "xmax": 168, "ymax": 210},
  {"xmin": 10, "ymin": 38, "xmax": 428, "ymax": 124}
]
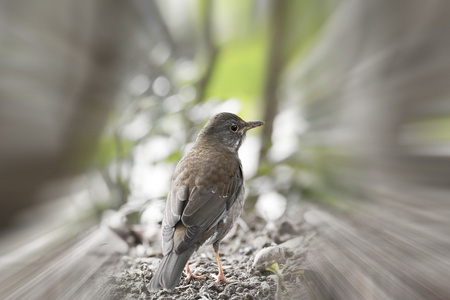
[{"xmin": 197, "ymin": 112, "xmax": 264, "ymax": 152}]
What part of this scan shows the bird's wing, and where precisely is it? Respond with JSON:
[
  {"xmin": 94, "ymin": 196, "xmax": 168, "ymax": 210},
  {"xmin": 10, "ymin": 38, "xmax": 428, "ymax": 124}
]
[
  {"xmin": 163, "ymin": 157, "xmax": 243, "ymax": 255},
  {"xmin": 179, "ymin": 176, "xmax": 243, "ymax": 252},
  {"xmin": 161, "ymin": 183, "xmax": 188, "ymax": 256}
]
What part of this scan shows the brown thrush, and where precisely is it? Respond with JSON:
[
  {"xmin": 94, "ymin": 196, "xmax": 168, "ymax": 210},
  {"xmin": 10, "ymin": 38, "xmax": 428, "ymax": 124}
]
[{"xmin": 148, "ymin": 112, "xmax": 264, "ymax": 291}]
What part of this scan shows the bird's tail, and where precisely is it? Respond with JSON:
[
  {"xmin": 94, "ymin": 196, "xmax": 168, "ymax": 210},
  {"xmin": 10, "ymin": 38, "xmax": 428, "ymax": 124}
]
[{"xmin": 148, "ymin": 247, "xmax": 195, "ymax": 292}]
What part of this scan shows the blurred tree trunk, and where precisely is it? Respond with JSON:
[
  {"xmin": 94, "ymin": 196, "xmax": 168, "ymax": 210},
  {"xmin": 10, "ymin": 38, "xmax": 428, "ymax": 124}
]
[
  {"xmin": 259, "ymin": 0, "xmax": 289, "ymax": 166},
  {"xmin": 195, "ymin": 0, "xmax": 219, "ymax": 106},
  {"xmin": 246, "ymin": 0, "xmax": 290, "ymax": 211},
  {"xmin": 0, "ymin": 0, "xmax": 137, "ymax": 228}
]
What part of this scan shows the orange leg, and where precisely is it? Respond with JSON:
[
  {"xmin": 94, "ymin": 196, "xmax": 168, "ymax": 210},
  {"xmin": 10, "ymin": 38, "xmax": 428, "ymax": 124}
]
[
  {"xmin": 213, "ymin": 244, "xmax": 231, "ymax": 284},
  {"xmin": 184, "ymin": 261, "xmax": 204, "ymax": 284}
]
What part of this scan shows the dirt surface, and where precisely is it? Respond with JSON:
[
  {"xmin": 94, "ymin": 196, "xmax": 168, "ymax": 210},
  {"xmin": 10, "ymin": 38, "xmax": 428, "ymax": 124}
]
[{"xmin": 110, "ymin": 205, "xmax": 317, "ymax": 300}]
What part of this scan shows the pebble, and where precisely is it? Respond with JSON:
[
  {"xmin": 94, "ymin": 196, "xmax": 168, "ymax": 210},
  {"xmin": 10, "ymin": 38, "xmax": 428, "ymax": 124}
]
[
  {"xmin": 252, "ymin": 246, "xmax": 288, "ymax": 271},
  {"xmin": 223, "ymin": 284, "xmax": 235, "ymax": 294},
  {"xmin": 260, "ymin": 281, "xmax": 270, "ymax": 293},
  {"xmin": 115, "ymin": 211, "xmax": 311, "ymax": 299},
  {"xmin": 245, "ymin": 294, "xmax": 254, "ymax": 300}
]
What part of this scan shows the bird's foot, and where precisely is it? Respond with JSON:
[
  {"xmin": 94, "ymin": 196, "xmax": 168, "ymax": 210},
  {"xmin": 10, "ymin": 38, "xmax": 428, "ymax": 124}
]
[
  {"xmin": 214, "ymin": 272, "xmax": 233, "ymax": 285},
  {"xmin": 183, "ymin": 269, "xmax": 204, "ymax": 284}
]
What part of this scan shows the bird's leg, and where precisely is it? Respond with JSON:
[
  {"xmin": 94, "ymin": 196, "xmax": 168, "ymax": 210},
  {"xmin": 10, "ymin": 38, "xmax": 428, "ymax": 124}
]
[
  {"xmin": 213, "ymin": 244, "xmax": 231, "ymax": 284},
  {"xmin": 183, "ymin": 261, "xmax": 204, "ymax": 284}
]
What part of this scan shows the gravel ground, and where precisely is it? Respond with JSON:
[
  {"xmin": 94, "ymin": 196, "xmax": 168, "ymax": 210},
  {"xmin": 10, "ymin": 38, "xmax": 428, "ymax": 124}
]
[{"xmin": 110, "ymin": 205, "xmax": 316, "ymax": 300}]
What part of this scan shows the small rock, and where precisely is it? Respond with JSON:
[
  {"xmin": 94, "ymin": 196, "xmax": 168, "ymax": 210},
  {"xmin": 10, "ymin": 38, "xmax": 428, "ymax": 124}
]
[
  {"xmin": 223, "ymin": 284, "xmax": 235, "ymax": 294},
  {"xmin": 250, "ymin": 236, "xmax": 270, "ymax": 250},
  {"xmin": 139, "ymin": 283, "xmax": 147, "ymax": 293},
  {"xmin": 279, "ymin": 236, "xmax": 304, "ymax": 249},
  {"xmin": 239, "ymin": 246, "xmax": 254, "ymax": 255},
  {"xmin": 245, "ymin": 293, "xmax": 254, "ymax": 300},
  {"xmin": 252, "ymin": 246, "xmax": 287, "ymax": 271},
  {"xmin": 207, "ymin": 282, "xmax": 221, "ymax": 292},
  {"xmin": 260, "ymin": 281, "xmax": 270, "ymax": 293},
  {"xmin": 278, "ymin": 221, "xmax": 297, "ymax": 235}
]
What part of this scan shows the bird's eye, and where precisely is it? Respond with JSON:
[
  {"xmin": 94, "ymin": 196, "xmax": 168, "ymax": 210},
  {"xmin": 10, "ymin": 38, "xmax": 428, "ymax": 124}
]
[{"xmin": 230, "ymin": 124, "xmax": 239, "ymax": 132}]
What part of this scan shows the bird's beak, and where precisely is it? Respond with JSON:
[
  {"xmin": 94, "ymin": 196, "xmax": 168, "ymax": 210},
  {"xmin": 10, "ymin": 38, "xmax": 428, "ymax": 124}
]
[{"xmin": 243, "ymin": 120, "xmax": 264, "ymax": 131}]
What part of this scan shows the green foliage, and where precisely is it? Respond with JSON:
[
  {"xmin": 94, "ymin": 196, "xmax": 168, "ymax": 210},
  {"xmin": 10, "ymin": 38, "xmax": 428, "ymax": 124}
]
[
  {"xmin": 166, "ymin": 149, "xmax": 183, "ymax": 162},
  {"xmin": 205, "ymin": 34, "xmax": 268, "ymax": 114},
  {"xmin": 409, "ymin": 115, "xmax": 450, "ymax": 142},
  {"xmin": 94, "ymin": 136, "xmax": 135, "ymax": 167},
  {"xmin": 281, "ymin": 0, "xmax": 338, "ymax": 65}
]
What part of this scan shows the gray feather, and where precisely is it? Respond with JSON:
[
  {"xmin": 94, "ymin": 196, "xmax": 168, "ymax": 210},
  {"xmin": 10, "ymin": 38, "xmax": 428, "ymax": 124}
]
[{"xmin": 147, "ymin": 247, "xmax": 195, "ymax": 292}]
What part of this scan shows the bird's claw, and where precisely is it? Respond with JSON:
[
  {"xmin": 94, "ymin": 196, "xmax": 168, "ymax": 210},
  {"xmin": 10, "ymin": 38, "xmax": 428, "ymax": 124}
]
[
  {"xmin": 214, "ymin": 273, "xmax": 233, "ymax": 285},
  {"xmin": 183, "ymin": 270, "xmax": 204, "ymax": 284}
]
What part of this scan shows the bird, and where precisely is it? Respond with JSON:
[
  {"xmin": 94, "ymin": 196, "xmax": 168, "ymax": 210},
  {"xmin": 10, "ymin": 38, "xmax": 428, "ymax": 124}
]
[{"xmin": 148, "ymin": 112, "xmax": 264, "ymax": 292}]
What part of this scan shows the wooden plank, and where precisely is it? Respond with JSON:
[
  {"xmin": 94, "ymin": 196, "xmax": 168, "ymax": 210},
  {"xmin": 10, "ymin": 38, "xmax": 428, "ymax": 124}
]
[{"xmin": 1, "ymin": 226, "xmax": 128, "ymax": 300}]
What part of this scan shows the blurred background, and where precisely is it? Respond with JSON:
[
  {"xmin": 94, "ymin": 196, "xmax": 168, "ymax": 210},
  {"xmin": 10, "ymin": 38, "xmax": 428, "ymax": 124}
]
[{"xmin": 1, "ymin": 0, "xmax": 450, "ymax": 299}]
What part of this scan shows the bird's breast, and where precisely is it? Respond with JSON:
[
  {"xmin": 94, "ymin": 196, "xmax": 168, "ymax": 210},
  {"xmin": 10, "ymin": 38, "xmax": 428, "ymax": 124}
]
[{"xmin": 174, "ymin": 145, "xmax": 240, "ymax": 187}]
